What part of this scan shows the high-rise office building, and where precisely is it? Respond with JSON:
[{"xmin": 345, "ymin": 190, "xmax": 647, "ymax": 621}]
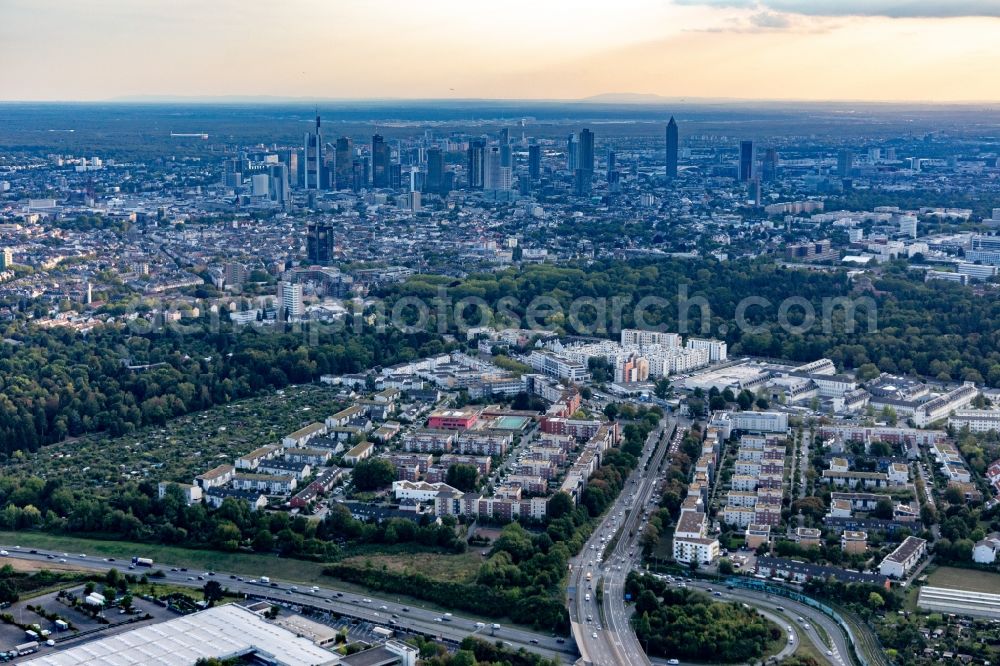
[
  {"xmin": 578, "ymin": 129, "xmax": 594, "ymax": 172},
  {"xmin": 0, "ymin": 248, "xmax": 12, "ymax": 270},
  {"xmin": 467, "ymin": 140, "xmax": 486, "ymax": 189},
  {"xmin": 566, "ymin": 134, "xmax": 578, "ymax": 171},
  {"xmin": 280, "ymin": 149, "xmax": 299, "ymax": 187},
  {"xmin": 666, "ymin": 116, "xmax": 678, "ymax": 179},
  {"xmin": 371, "ymin": 134, "xmax": 390, "ymax": 188},
  {"xmin": 837, "ymin": 150, "xmax": 854, "ymax": 178},
  {"xmin": 268, "ymin": 164, "xmax": 289, "ymax": 206},
  {"xmin": 762, "ymin": 148, "xmax": 779, "ymax": 182},
  {"xmin": 528, "ymin": 144, "xmax": 541, "ymax": 180},
  {"xmin": 607, "ymin": 149, "xmax": 616, "ymax": 183},
  {"xmin": 304, "ymin": 113, "xmax": 323, "ymax": 190},
  {"xmin": 739, "ymin": 140, "xmax": 755, "ymax": 182},
  {"xmin": 306, "ymin": 222, "xmax": 335, "ymax": 265},
  {"xmin": 484, "ymin": 146, "xmax": 503, "ymax": 190},
  {"xmin": 222, "ymin": 157, "xmax": 242, "ymax": 188},
  {"xmin": 351, "ymin": 160, "xmax": 367, "ymax": 192},
  {"xmin": 280, "ymin": 282, "xmax": 304, "ymax": 320},
  {"xmin": 500, "ymin": 144, "xmax": 513, "ymax": 169},
  {"xmin": 575, "ymin": 129, "xmax": 595, "ymax": 195},
  {"xmin": 425, "ymin": 147, "xmax": 445, "ymax": 195},
  {"xmin": 334, "ymin": 137, "xmax": 353, "ymax": 190},
  {"xmin": 499, "ymin": 127, "xmax": 510, "ymax": 146},
  {"xmin": 389, "ymin": 163, "xmax": 402, "ymax": 190}
]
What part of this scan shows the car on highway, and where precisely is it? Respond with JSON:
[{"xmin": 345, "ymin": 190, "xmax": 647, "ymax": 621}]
[
  {"xmin": 667, "ymin": 660, "xmax": 680, "ymax": 665},
  {"xmin": 591, "ymin": 632, "xmax": 598, "ymax": 639}
]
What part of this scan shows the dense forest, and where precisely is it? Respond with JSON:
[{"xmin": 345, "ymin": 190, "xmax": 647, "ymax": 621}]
[
  {"xmin": 624, "ymin": 572, "xmax": 779, "ymax": 662},
  {"xmin": 0, "ymin": 322, "xmax": 448, "ymax": 456},
  {"xmin": 3, "ymin": 255, "xmax": 998, "ymax": 458},
  {"xmin": 384, "ymin": 257, "xmax": 1000, "ymax": 386}
]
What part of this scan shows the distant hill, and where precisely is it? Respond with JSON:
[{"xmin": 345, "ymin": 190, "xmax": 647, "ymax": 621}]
[{"xmin": 578, "ymin": 92, "xmax": 676, "ymax": 104}]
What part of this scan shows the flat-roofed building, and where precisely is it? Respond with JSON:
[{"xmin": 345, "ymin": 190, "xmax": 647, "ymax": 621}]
[
  {"xmin": 745, "ymin": 524, "xmax": 771, "ymax": 550},
  {"xmin": 20, "ymin": 603, "xmax": 341, "ymax": 666},
  {"xmin": 841, "ymin": 530, "xmax": 868, "ymax": 554}
]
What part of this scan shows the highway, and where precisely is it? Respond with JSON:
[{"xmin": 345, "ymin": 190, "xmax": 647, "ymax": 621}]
[
  {"xmin": 568, "ymin": 416, "xmax": 676, "ymax": 666},
  {"xmin": 0, "ymin": 546, "xmax": 577, "ymax": 663},
  {"xmin": 654, "ymin": 576, "xmax": 848, "ymax": 666}
]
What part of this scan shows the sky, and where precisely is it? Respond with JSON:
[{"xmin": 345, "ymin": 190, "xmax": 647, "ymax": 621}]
[{"xmin": 1, "ymin": 0, "xmax": 999, "ymax": 102}]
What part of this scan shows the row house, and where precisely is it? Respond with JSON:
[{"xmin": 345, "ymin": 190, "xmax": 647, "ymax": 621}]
[
  {"xmin": 283, "ymin": 447, "xmax": 332, "ymax": 466},
  {"xmin": 831, "ymin": 492, "xmax": 882, "ymax": 512},
  {"xmin": 206, "ymin": 487, "xmax": 267, "ymax": 511},
  {"xmin": 236, "ymin": 445, "xmax": 281, "ymax": 471},
  {"xmin": 327, "ymin": 405, "xmax": 366, "ymax": 428},
  {"xmin": 257, "ymin": 460, "xmax": 312, "ymax": 481},
  {"xmin": 232, "ymin": 473, "xmax": 297, "ymax": 495},
  {"xmin": 195, "ymin": 464, "xmax": 235, "ymax": 490},
  {"xmin": 821, "ymin": 470, "xmax": 890, "ymax": 489},
  {"xmin": 282, "ymin": 422, "xmax": 327, "ymax": 448}
]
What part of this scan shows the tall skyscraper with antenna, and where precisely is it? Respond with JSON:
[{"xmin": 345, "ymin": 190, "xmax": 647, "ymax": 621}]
[{"xmin": 304, "ymin": 112, "xmax": 323, "ymax": 190}]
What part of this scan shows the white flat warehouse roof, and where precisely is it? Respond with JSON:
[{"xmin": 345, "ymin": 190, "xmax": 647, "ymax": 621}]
[{"xmin": 22, "ymin": 604, "xmax": 340, "ymax": 666}]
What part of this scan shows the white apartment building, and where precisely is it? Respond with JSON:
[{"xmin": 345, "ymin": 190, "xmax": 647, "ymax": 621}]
[
  {"xmin": 620, "ymin": 329, "xmax": 680, "ymax": 348},
  {"xmin": 913, "ymin": 382, "xmax": 978, "ymax": 427},
  {"xmin": 949, "ymin": 409, "xmax": 1000, "ymax": 434},
  {"xmin": 528, "ymin": 350, "xmax": 591, "ymax": 383},
  {"xmin": 685, "ymin": 338, "xmax": 728, "ymax": 362},
  {"xmin": 280, "ymin": 281, "xmax": 304, "ymax": 319}
]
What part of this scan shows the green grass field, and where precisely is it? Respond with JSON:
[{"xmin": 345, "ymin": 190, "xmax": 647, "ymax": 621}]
[
  {"xmin": 0, "ymin": 531, "xmax": 332, "ymax": 584},
  {"xmin": 337, "ymin": 551, "xmax": 483, "ymax": 584},
  {"xmin": 927, "ymin": 566, "xmax": 1000, "ymax": 594}
]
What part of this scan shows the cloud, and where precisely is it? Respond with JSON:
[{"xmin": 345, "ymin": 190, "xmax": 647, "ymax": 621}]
[
  {"xmin": 674, "ymin": 0, "xmax": 1000, "ymax": 18},
  {"xmin": 749, "ymin": 11, "xmax": 791, "ymax": 28}
]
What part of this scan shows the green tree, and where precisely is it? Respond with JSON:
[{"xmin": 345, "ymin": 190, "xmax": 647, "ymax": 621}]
[{"xmin": 352, "ymin": 458, "xmax": 397, "ymax": 491}]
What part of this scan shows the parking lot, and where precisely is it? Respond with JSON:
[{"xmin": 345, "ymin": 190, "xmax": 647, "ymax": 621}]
[{"xmin": 0, "ymin": 586, "xmax": 177, "ymax": 658}]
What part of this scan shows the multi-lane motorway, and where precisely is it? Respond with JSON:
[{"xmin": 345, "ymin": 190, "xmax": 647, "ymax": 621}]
[
  {"xmin": 568, "ymin": 416, "xmax": 675, "ymax": 666},
  {"xmin": 567, "ymin": 416, "xmax": 849, "ymax": 666},
  {"xmin": 0, "ymin": 545, "xmax": 577, "ymax": 663}
]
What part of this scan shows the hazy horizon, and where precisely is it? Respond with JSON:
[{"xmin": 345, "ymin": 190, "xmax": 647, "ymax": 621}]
[{"xmin": 3, "ymin": 0, "xmax": 1000, "ymax": 103}]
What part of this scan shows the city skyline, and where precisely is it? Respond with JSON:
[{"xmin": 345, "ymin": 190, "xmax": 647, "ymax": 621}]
[{"xmin": 2, "ymin": 0, "xmax": 1000, "ymax": 103}]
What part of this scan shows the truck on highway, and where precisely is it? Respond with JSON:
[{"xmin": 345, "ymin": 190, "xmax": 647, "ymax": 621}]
[
  {"xmin": 585, "ymin": 593, "xmax": 591, "ymax": 602},
  {"xmin": 131, "ymin": 556, "xmax": 153, "ymax": 567},
  {"xmin": 260, "ymin": 576, "xmax": 270, "ymax": 584}
]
